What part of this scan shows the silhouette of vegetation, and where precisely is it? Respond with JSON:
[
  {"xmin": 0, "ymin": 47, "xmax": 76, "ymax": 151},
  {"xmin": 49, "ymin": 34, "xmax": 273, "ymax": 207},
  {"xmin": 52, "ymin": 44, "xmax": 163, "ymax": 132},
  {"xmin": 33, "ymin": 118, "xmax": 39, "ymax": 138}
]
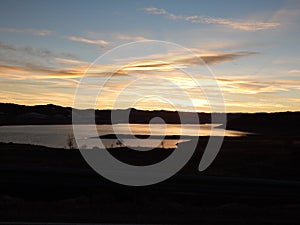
[{"xmin": 66, "ymin": 134, "xmax": 75, "ymax": 149}]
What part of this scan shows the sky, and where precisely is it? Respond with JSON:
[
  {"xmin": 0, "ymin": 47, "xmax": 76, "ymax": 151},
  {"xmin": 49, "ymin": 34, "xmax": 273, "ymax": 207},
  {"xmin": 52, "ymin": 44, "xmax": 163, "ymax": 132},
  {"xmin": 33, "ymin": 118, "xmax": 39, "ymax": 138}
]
[{"xmin": 0, "ymin": 0, "xmax": 300, "ymax": 112}]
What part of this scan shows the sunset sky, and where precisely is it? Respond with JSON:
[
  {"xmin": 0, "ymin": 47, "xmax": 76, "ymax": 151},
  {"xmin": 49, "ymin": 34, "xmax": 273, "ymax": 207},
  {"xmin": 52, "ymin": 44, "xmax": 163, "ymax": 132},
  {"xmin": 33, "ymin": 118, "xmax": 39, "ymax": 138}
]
[{"xmin": 0, "ymin": 0, "xmax": 300, "ymax": 112}]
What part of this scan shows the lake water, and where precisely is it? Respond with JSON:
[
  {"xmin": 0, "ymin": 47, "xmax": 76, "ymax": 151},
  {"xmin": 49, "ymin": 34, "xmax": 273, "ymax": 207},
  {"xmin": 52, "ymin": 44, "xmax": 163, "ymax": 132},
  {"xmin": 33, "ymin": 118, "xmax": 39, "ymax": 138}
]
[{"xmin": 0, "ymin": 124, "xmax": 246, "ymax": 149}]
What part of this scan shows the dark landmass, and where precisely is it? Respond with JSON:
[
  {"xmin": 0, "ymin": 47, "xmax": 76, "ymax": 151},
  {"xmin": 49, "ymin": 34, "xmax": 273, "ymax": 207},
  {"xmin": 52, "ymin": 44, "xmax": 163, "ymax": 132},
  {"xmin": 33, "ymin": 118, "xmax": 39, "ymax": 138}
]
[
  {"xmin": 223, "ymin": 111, "xmax": 300, "ymax": 136},
  {"xmin": 1, "ymin": 135, "xmax": 299, "ymax": 180},
  {"xmin": 0, "ymin": 135, "xmax": 300, "ymax": 224},
  {"xmin": 1, "ymin": 102, "xmax": 300, "ymax": 136},
  {"xmin": 1, "ymin": 102, "xmax": 300, "ymax": 223},
  {"xmin": 0, "ymin": 102, "xmax": 211, "ymax": 125},
  {"xmin": 99, "ymin": 134, "xmax": 182, "ymax": 139}
]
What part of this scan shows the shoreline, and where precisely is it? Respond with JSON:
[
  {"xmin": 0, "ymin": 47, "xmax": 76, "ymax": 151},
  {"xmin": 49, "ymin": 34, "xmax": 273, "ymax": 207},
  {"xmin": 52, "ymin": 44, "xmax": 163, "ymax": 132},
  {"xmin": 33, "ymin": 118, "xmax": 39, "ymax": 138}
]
[{"xmin": 0, "ymin": 134, "xmax": 299, "ymax": 180}]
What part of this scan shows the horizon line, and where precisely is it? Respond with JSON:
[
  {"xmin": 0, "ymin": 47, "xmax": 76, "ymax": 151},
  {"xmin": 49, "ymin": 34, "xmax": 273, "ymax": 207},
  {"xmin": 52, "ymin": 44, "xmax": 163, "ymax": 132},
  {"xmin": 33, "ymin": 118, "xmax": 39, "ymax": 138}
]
[{"xmin": 0, "ymin": 102, "xmax": 299, "ymax": 114}]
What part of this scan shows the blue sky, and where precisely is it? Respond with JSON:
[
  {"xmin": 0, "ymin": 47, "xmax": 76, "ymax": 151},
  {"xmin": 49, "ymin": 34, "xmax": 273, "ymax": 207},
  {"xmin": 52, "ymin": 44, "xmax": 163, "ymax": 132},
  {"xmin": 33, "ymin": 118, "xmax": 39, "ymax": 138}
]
[{"xmin": 0, "ymin": 0, "xmax": 299, "ymax": 112}]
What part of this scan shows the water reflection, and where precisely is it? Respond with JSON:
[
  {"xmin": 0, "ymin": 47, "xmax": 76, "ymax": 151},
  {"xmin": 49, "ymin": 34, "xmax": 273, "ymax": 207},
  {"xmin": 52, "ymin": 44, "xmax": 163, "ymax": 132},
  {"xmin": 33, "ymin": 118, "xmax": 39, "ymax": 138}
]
[{"xmin": 0, "ymin": 124, "xmax": 248, "ymax": 149}]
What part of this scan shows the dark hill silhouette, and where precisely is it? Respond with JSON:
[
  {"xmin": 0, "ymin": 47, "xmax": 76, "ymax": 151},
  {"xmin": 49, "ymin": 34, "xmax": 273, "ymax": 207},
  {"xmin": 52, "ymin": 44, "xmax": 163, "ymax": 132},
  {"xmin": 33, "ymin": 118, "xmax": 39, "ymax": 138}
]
[
  {"xmin": 0, "ymin": 103, "xmax": 211, "ymax": 125},
  {"xmin": 224, "ymin": 112, "xmax": 300, "ymax": 136}
]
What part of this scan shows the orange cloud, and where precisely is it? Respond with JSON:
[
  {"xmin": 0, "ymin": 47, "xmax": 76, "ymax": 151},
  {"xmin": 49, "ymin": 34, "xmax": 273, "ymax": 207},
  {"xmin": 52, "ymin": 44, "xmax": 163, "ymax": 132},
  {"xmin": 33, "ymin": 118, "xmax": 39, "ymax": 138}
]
[
  {"xmin": 67, "ymin": 36, "xmax": 109, "ymax": 46},
  {"xmin": 117, "ymin": 34, "xmax": 149, "ymax": 42},
  {"xmin": 1, "ymin": 40, "xmax": 297, "ymax": 113}
]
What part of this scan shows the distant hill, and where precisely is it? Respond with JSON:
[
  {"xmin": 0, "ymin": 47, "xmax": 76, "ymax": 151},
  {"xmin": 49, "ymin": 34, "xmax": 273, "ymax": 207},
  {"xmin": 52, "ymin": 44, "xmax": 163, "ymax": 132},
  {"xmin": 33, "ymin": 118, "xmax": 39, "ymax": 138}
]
[
  {"xmin": 0, "ymin": 103, "xmax": 212, "ymax": 125},
  {"xmin": 0, "ymin": 103, "xmax": 300, "ymax": 136},
  {"xmin": 224, "ymin": 112, "xmax": 300, "ymax": 136}
]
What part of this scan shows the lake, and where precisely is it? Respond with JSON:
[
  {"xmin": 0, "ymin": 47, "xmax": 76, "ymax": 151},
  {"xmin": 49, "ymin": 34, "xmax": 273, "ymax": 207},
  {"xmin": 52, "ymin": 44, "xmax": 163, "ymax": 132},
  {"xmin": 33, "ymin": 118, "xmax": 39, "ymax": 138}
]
[{"xmin": 0, "ymin": 124, "xmax": 247, "ymax": 149}]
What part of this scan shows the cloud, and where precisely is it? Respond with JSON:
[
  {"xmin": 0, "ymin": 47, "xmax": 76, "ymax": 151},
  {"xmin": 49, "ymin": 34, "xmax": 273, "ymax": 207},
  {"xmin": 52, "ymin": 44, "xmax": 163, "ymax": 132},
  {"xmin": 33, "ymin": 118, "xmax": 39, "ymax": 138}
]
[
  {"xmin": 0, "ymin": 42, "xmax": 77, "ymax": 60},
  {"xmin": 174, "ymin": 51, "xmax": 257, "ymax": 66},
  {"xmin": 0, "ymin": 42, "xmax": 78, "ymax": 75},
  {"xmin": 120, "ymin": 51, "xmax": 257, "ymax": 73},
  {"xmin": 84, "ymin": 31, "xmax": 151, "ymax": 44},
  {"xmin": 141, "ymin": 7, "xmax": 280, "ymax": 31},
  {"xmin": 288, "ymin": 69, "xmax": 300, "ymax": 74},
  {"xmin": 223, "ymin": 82, "xmax": 287, "ymax": 94},
  {"xmin": 0, "ymin": 60, "xmax": 128, "ymax": 80},
  {"xmin": 1, "ymin": 38, "xmax": 295, "ymax": 112},
  {"xmin": 0, "ymin": 40, "xmax": 257, "ymax": 81},
  {"xmin": 142, "ymin": 7, "xmax": 167, "ymax": 15},
  {"xmin": 217, "ymin": 76, "xmax": 300, "ymax": 95},
  {"xmin": 0, "ymin": 27, "xmax": 52, "ymax": 36},
  {"xmin": 55, "ymin": 57, "xmax": 90, "ymax": 67},
  {"xmin": 0, "ymin": 42, "xmax": 53, "ymax": 57},
  {"xmin": 182, "ymin": 15, "xmax": 280, "ymax": 31},
  {"xmin": 67, "ymin": 36, "xmax": 109, "ymax": 46},
  {"xmin": 0, "ymin": 64, "xmax": 83, "ymax": 79},
  {"xmin": 117, "ymin": 34, "xmax": 149, "ymax": 42}
]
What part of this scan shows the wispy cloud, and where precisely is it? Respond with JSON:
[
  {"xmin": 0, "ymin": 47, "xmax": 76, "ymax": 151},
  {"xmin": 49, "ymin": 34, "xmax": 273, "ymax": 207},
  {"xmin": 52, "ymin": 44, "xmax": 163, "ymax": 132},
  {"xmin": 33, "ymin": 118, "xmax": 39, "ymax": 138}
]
[
  {"xmin": 0, "ymin": 27, "xmax": 52, "ymax": 36},
  {"xmin": 117, "ymin": 34, "xmax": 149, "ymax": 42},
  {"xmin": 55, "ymin": 57, "xmax": 90, "ymax": 67},
  {"xmin": 67, "ymin": 36, "xmax": 109, "ymax": 46},
  {"xmin": 0, "ymin": 39, "xmax": 296, "ymax": 112},
  {"xmin": 0, "ymin": 64, "xmax": 83, "ymax": 79},
  {"xmin": 0, "ymin": 42, "xmax": 77, "ymax": 73},
  {"xmin": 0, "ymin": 42, "xmax": 54, "ymax": 58},
  {"xmin": 142, "ymin": 7, "xmax": 167, "ymax": 15},
  {"xmin": 288, "ymin": 69, "xmax": 300, "ymax": 74},
  {"xmin": 141, "ymin": 7, "xmax": 280, "ymax": 31},
  {"xmin": 85, "ymin": 31, "xmax": 151, "ymax": 44},
  {"xmin": 0, "ymin": 40, "xmax": 257, "ymax": 80},
  {"xmin": 217, "ymin": 76, "xmax": 300, "ymax": 95},
  {"xmin": 174, "ymin": 51, "xmax": 257, "ymax": 66},
  {"xmin": 120, "ymin": 51, "xmax": 257, "ymax": 72}
]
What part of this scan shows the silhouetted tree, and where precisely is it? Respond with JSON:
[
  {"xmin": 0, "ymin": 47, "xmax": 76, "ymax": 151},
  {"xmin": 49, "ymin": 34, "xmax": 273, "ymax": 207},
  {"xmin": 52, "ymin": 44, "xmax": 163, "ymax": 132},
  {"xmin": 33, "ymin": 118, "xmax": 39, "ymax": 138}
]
[
  {"xmin": 66, "ymin": 134, "xmax": 75, "ymax": 149},
  {"xmin": 116, "ymin": 140, "xmax": 123, "ymax": 148}
]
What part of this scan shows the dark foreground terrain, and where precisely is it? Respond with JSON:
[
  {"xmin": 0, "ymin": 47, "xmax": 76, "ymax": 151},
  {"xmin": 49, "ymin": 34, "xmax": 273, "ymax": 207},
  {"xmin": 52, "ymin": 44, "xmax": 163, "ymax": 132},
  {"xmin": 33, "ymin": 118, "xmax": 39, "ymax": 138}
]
[{"xmin": 0, "ymin": 135, "xmax": 300, "ymax": 224}]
